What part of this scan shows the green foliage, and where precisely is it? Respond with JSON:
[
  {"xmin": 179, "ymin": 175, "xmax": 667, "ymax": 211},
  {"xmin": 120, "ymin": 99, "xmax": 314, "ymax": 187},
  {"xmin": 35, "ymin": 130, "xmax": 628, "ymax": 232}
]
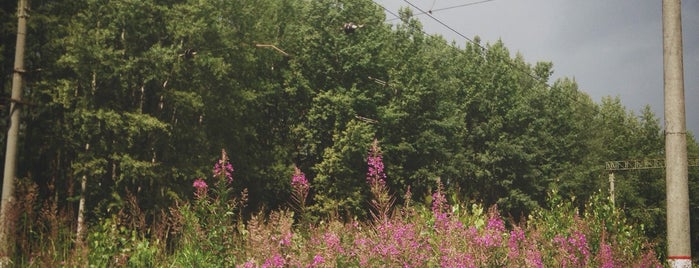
[
  {"xmin": 4, "ymin": 0, "xmax": 699, "ymax": 262},
  {"xmin": 311, "ymin": 120, "xmax": 375, "ymax": 218},
  {"xmin": 87, "ymin": 215, "xmax": 159, "ymax": 267}
]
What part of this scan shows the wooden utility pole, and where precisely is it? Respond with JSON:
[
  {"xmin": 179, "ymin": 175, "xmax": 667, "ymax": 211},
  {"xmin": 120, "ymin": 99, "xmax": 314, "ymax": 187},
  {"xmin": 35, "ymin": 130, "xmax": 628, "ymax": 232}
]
[
  {"xmin": 1, "ymin": 0, "xmax": 29, "ymax": 261},
  {"xmin": 662, "ymin": 0, "xmax": 691, "ymax": 266}
]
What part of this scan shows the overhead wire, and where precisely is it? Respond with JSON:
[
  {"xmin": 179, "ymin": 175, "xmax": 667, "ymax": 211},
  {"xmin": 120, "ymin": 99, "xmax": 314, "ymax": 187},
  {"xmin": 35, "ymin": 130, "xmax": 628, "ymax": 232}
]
[
  {"xmin": 376, "ymin": 0, "xmax": 594, "ymax": 109},
  {"xmin": 402, "ymin": 0, "xmax": 545, "ymax": 85},
  {"xmin": 387, "ymin": 0, "xmax": 496, "ymax": 22},
  {"xmin": 375, "ymin": 1, "xmax": 615, "ymax": 175},
  {"xmin": 429, "ymin": 0, "xmax": 496, "ymax": 13}
]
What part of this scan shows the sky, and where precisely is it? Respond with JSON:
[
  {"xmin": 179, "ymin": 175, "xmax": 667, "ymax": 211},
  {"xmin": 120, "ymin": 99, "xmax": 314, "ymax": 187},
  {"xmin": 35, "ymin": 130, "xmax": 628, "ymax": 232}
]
[{"xmin": 372, "ymin": 0, "xmax": 699, "ymax": 135}]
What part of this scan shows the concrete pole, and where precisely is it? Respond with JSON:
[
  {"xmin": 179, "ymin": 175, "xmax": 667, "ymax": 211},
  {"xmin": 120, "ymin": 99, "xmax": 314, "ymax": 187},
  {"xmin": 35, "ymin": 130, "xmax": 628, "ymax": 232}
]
[
  {"xmin": 608, "ymin": 172, "xmax": 615, "ymax": 207},
  {"xmin": 0, "ymin": 0, "xmax": 28, "ymax": 260},
  {"xmin": 662, "ymin": 0, "xmax": 691, "ymax": 267}
]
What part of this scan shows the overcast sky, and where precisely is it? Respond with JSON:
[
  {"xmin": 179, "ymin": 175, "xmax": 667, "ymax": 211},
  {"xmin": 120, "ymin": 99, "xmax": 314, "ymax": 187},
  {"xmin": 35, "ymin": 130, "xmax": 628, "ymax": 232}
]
[{"xmin": 373, "ymin": 0, "xmax": 698, "ymax": 136}]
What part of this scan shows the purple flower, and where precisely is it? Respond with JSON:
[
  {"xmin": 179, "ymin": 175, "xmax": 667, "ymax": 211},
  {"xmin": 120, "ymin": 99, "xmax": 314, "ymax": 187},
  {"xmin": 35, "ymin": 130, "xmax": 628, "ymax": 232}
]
[
  {"xmin": 262, "ymin": 254, "xmax": 285, "ymax": 268},
  {"xmin": 213, "ymin": 149, "xmax": 234, "ymax": 183},
  {"xmin": 323, "ymin": 233, "xmax": 344, "ymax": 253},
  {"xmin": 193, "ymin": 178, "xmax": 208, "ymax": 198},
  {"xmin": 279, "ymin": 232, "xmax": 293, "ymax": 247},
  {"xmin": 598, "ymin": 243, "xmax": 615, "ymax": 268},
  {"xmin": 553, "ymin": 231, "xmax": 590, "ymax": 267},
  {"xmin": 291, "ymin": 166, "xmax": 310, "ymax": 211},
  {"xmin": 311, "ymin": 255, "xmax": 325, "ymax": 267},
  {"xmin": 431, "ymin": 182, "xmax": 451, "ymax": 230},
  {"xmin": 431, "ymin": 184, "xmax": 447, "ymax": 214},
  {"xmin": 526, "ymin": 247, "xmax": 544, "ymax": 268},
  {"xmin": 486, "ymin": 214, "xmax": 505, "ymax": 233},
  {"xmin": 508, "ymin": 228, "xmax": 526, "ymax": 259},
  {"xmin": 366, "ymin": 139, "xmax": 386, "ymax": 186},
  {"xmin": 291, "ymin": 166, "xmax": 309, "ymax": 190}
]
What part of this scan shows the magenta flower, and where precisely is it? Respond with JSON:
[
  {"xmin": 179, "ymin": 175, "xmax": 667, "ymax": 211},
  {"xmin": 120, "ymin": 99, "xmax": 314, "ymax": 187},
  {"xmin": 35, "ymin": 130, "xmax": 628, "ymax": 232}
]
[
  {"xmin": 323, "ymin": 233, "xmax": 344, "ymax": 253},
  {"xmin": 486, "ymin": 212, "xmax": 505, "ymax": 233},
  {"xmin": 553, "ymin": 230, "xmax": 590, "ymax": 267},
  {"xmin": 193, "ymin": 178, "xmax": 208, "ymax": 198},
  {"xmin": 237, "ymin": 261, "xmax": 256, "ymax": 268},
  {"xmin": 311, "ymin": 255, "xmax": 325, "ymax": 267},
  {"xmin": 213, "ymin": 149, "xmax": 234, "ymax": 183},
  {"xmin": 262, "ymin": 254, "xmax": 285, "ymax": 268},
  {"xmin": 365, "ymin": 139, "xmax": 394, "ymax": 222},
  {"xmin": 508, "ymin": 228, "xmax": 526, "ymax": 259},
  {"xmin": 291, "ymin": 166, "xmax": 310, "ymax": 211},
  {"xmin": 279, "ymin": 232, "xmax": 293, "ymax": 247},
  {"xmin": 597, "ymin": 243, "xmax": 615, "ymax": 268},
  {"xmin": 366, "ymin": 139, "xmax": 386, "ymax": 186},
  {"xmin": 431, "ymin": 182, "xmax": 451, "ymax": 230},
  {"xmin": 291, "ymin": 166, "xmax": 309, "ymax": 190}
]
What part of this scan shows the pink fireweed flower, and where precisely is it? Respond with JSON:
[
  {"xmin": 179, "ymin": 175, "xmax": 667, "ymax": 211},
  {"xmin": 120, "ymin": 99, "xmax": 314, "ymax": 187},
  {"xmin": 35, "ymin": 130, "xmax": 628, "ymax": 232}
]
[
  {"xmin": 291, "ymin": 166, "xmax": 310, "ymax": 211},
  {"xmin": 553, "ymin": 230, "xmax": 590, "ymax": 267},
  {"xmin": 262, "ymin": 254, "xmax": 285, "ymax": 268},
  {"xmin": 213, "ymin": 149, "xmax": 234, "ymax": 183},
  {"xmin": 431, "ymin": 183, "xmax": 447, "ymax": 214},
  {"xmin": 193, "ymin": 178, "xmax": 208, "ymax": 198},
  {"xmin": 237, "ymin": 260, "xmax": 256, "ymax": 268},
  {"xmin": 597, "ymin": 243, "xmax": 615, "ymax": 268},
  {"xmin": 366, "ymin": 139, "xmax": 386, "ymax": 186},
  {"xmin": 279, "ymin": 232, "xmax": 293, "ymax": 247},
  {"xmin": 323, "ymin": 233, "xmax": 344, "ymax": 253},
  {"xmin": 486, "ymin": 213, "xmax": 505, "ymax": 233},
  {"xmin": 311, "ymin": 255, "xmax": 325, "ymax": 267},
  {"xmin": 431, "ymin": 182, "xmax": 451, "ymax": 230},
  {"xmin": 508, "ymin": 228, "xmax": 526, "ymax": 259},
  {"xmin": 291, "ymin": 166, "xmax": 309, "ymax": 190}
]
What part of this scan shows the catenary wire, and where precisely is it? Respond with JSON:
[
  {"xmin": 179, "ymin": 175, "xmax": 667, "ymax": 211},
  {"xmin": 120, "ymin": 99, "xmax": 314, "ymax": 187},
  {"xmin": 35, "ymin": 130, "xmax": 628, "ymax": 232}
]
[
  {"xmin": 387, "ymin": 0, "xmax": 496, "ymax": 22},
  {"xmin": 381, "ymin": 0, "xmax": 594, "ymax": 109}
]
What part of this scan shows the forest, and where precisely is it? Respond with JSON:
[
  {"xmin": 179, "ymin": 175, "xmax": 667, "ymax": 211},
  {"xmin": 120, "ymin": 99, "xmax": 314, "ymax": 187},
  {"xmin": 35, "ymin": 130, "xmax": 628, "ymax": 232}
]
[{"xmin": 0, "ymin": 0, "xmax": 698, "ymax": 266}]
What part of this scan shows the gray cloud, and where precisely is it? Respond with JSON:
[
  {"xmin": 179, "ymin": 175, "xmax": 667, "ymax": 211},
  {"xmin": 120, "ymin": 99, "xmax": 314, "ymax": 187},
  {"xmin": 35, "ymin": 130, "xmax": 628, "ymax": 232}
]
[{"xmin": 374, "ymin": 0, "xmax": 698, "ymax": 135}]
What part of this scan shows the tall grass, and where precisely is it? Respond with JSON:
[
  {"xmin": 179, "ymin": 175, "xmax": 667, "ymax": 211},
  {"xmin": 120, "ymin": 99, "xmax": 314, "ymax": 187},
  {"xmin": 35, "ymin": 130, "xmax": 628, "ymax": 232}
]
[{"xmin": 8, "ymin": 146, "xmax": 664, "ymax": 267}]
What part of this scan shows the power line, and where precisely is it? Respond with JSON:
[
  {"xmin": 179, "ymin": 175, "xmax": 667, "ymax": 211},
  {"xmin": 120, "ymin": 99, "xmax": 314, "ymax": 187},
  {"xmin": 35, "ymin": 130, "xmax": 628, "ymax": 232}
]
[
  {"xmin": 376, "ymin": 0, "xmax": 541, "ymax": 85},
  {"xmin": 400, "ymin": 0, "xmax": 553, "ymax": 91},
  {"xmin": 378, "ymin": 0, "xmax": 595, "ymax": 110},
  {"xmin": 430, "ymin": 0, "xmax": 496, "ymax": 13},
  {"xmin": 402, "ymin": 0, "xmax": 480, "ymax": 50},
  {"xmin": 376, "ymin": 1, "xmax": 402, "ymax": 22},
  {"xmin": 387, "ymin": 0, "xmax": 496, "ymax": 22}
]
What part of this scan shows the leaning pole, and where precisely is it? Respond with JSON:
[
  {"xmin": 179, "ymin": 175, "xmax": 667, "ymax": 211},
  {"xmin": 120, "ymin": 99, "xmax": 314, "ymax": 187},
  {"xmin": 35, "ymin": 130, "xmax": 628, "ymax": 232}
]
[
  {"xmin": 662, "ymin": 0, "xmax": 691, "ymax": 267},
  {"xmin": 0, "ymin": 0, "xmax": 28, "ymax": 262}
]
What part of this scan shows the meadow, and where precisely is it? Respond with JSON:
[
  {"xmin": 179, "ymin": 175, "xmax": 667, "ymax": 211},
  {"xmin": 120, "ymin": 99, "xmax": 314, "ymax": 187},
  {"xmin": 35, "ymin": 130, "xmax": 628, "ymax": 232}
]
[{"xmin": 14, "ymin": 144, "xmax": 662, "ymax": 267}]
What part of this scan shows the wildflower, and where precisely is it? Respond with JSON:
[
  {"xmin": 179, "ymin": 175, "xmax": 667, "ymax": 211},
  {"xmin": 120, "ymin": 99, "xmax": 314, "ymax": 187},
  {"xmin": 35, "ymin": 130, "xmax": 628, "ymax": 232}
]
[
  {"xmin": 507, "ymin": 228, "xmax": 526, "ymax": 259},
  {"xmin": 486, "ymin": 212, "xmax": 505, "ymax": 233},
  {"xmin": 526, "ymin": 247, "xmax": 544, "ymax": 268},
  {"xmin": 279, "ymin": 232, "xmax": 293, "ymax": 247},
  {"xmin": 291, "ymin": 166, "xmax": 310, "ymax": 211},
  {"xmin": 366, "ymin": 139, "xmax": 386, "ymax": 186},
  {"xmin": 193, "ymin": 178, "xmax": 208, "ymax": 198},
  {"xmin": 262, "ymin": 254, "xmax": 285, "ymax": 268},
  {"xmin": 213, "ymin": 149, "xmax": 234, "ymax": 183},
  {"xmin": 323, "ymin": 233, "xmax": 344, "ymax": 253},
  {"xmin": 431, "ymin": 183, "xmax": 447, "ymax": 214},
  {"xmin": 311, "ymin": 255, "xmax": 325, "ymax": 267},
  {"xmin": 597, "ymin": 243, "xmax": 615, "ymax": 268},
  {"xmin": 553, "ymin": 230, "xmax": 590, "ymax": 267},
  {"xmin": 237, "ymin": 260, "xmax": 256, "ymax": 268},
  {"xmin": 431, "ymin": 182, "xmax": 451, "ymax": 230},
  {"xmin": 291, "ymin": 166, "xmax": 309, "ymax": 190},
  {"xmin": 366, "ymin": 139, "xmax": 393, "ymax": 222}
]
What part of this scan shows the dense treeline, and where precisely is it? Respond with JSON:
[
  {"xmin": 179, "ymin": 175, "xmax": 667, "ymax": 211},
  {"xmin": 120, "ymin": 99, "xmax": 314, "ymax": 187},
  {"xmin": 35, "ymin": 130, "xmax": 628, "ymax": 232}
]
[{"xmin": 1, "ymin": 0, "xmax": 697, "ymax": 260}]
